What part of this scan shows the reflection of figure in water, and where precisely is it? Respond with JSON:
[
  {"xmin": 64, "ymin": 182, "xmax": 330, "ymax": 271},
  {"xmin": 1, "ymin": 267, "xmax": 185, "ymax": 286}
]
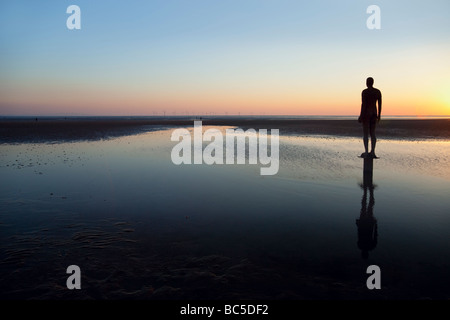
[
  {"xmin": 356, "ymin": 158, "xmax": 378, "ymax": 259},
  {"xmin": 358, "ymin": 77, "xmax": 382, "ymax": 158}
]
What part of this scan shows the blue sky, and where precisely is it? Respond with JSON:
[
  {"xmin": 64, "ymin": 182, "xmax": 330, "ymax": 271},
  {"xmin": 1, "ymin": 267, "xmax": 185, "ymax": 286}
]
[{"xmin": 1, "ymin": 0, "xmax": 449, "ymax": 115}]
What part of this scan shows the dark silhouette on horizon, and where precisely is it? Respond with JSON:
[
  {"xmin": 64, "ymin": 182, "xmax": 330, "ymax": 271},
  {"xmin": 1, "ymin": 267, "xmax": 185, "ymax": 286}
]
[
  {"xmin": 356, "ymin": 157, "xmax": 378, "ymax": 259},
  {"xmin": 358, "ymin": 77, "xmax": 382, "ymax": 158}
]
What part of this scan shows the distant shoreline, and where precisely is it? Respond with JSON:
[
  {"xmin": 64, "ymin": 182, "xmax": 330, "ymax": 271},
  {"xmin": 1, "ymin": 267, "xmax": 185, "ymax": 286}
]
[{"xmin": 1, "ymin": 117, "xmax": 449, "ymax": 143}]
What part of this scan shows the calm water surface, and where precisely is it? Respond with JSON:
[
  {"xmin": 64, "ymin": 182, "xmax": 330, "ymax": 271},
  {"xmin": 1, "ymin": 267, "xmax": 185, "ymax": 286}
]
[{"xmin": 1, "ymin": 127, "xmax": 449, "ymax": 299}]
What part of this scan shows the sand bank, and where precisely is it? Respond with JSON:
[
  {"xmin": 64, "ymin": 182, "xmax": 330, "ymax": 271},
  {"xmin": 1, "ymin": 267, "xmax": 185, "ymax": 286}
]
[{"xmin": 1, "ymin": 118, "xmax": 449, "ymax": 143}]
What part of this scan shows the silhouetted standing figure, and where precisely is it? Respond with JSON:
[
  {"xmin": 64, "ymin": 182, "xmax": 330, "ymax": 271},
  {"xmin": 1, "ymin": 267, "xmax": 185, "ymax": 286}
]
[
  {"xmin": 358, "ymin": 77, "xmax": 382, "ymax": 158},
  {"xmin": 356, "ymin": 157, "xmax": 378, "ymax": 259}
]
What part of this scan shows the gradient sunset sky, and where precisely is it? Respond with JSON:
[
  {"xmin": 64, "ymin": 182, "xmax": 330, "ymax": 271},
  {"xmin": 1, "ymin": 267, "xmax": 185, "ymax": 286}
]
[{"xmin": 1, "ymin": 0, "xmax": 449, "ymax": 116}]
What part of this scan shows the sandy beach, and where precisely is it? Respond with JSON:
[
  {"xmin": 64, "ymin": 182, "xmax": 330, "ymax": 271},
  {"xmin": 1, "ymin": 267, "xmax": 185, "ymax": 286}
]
[
  {"xmin": 1, "ymin": 117, "xmax": 449, "ymax": 143},
  {"xmin": 1, "ymin": 0, "xmax": 449, "ymax": 310},
  {"xmin": 1, "ymin": 119, "xmax": 449, "ymax": 300}
]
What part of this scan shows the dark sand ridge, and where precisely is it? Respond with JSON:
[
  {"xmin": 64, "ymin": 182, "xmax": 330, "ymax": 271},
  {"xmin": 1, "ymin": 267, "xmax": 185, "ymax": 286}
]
[{"xmin": 1, "ymin": 118, "xmax": 449, "ymax": 143}]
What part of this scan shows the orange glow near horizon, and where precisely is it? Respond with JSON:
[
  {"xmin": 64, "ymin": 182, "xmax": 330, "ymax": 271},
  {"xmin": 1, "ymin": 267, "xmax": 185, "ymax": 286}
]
[
  {"xmin": 1, "ymin": 2, "xmax": 450, "ymax": 117},
  {"xmin": 1, "ymin": 79, "xmax": 448, "ymax": 116}
]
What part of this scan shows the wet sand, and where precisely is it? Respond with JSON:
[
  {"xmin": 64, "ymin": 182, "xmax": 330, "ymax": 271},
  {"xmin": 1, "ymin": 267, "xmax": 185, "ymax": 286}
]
[
  {"xmin": 1, "ymin": 120, "xmax": 449, "ymax": 300},
  {"xmin": 0, "ymin": 218, "xmax": 388, "ymax": 300},
  {"xmin": 1, "ymin": 118, "xmax": 449, "ymax": 143}
]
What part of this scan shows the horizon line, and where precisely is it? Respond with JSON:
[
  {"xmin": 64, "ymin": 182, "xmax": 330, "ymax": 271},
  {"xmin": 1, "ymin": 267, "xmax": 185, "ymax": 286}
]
[{"xmin": 1, "ymin": 114, "xmax": 450, "ymax": 118}]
